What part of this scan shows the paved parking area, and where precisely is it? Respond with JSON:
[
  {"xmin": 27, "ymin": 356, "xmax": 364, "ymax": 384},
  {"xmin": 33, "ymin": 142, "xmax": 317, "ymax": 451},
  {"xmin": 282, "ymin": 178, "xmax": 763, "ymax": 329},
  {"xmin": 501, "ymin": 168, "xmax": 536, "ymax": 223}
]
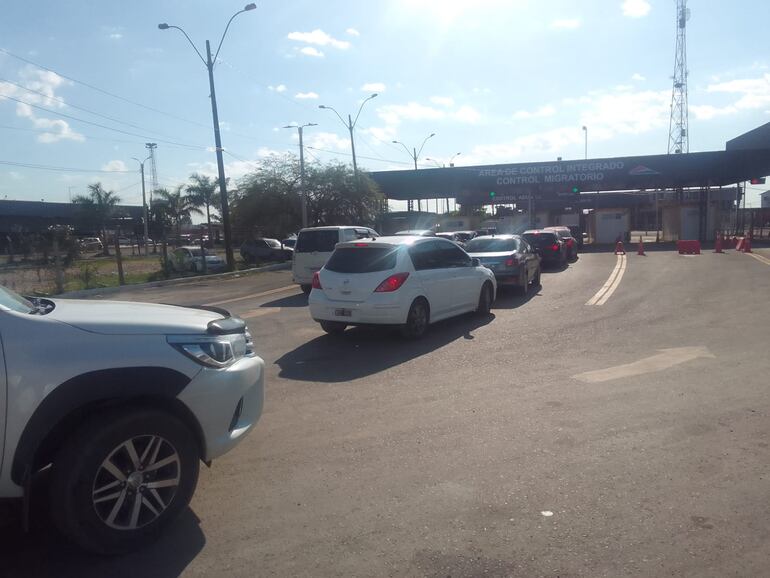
[{"xmin": 2, "ymin": 249, "xmax": 769, "ymax": 577}]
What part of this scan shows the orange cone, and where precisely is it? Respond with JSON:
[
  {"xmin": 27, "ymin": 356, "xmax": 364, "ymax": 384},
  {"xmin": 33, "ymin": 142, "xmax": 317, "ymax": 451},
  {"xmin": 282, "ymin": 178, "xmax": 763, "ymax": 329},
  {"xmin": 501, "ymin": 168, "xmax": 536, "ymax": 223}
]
[
  {"xmin": 637, "ymin": 236, "xmax": 646, "ymax": 255},
  {"xmin": 614, "ymin": 241, "xmax": 626, "ymax": 255},
  {"xmin": 742, "ymin": 237, "xmax": 752, "ymax": 253},
  {"xmin": 714, "ymin": 233, "xmax": 724, "ymax": 253}
]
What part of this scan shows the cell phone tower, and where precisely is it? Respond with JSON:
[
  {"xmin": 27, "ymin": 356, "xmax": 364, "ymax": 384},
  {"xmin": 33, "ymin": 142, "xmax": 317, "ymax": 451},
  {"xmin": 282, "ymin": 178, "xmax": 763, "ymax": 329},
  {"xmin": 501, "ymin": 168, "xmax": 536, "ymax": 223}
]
[
  {"xmin": 145, "ymin": 142, "xmax": 159, "ymax": 204},
  {"xmin": 667, "ymin": 0, "xmax": 690, "ymax": 154}
]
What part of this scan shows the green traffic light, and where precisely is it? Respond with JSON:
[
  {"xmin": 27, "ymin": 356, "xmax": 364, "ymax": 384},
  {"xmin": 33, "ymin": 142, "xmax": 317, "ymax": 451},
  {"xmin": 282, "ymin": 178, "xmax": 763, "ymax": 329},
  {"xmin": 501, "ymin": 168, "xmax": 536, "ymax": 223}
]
[
  {"xmin": 571, "ymin": 186, "xmax": 579, "ymax": 193},
  {"xmin": 489, "ymin": 191, "xmax": 496, "ymax": 198}
]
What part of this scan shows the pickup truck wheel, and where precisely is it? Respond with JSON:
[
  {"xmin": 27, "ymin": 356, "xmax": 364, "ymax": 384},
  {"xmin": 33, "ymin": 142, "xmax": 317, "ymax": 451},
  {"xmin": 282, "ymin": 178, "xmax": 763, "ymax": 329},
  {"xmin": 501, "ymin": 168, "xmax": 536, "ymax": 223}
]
[{"xmin": 50, "ymin": 408, "xmax": 199, "ymax": 555}]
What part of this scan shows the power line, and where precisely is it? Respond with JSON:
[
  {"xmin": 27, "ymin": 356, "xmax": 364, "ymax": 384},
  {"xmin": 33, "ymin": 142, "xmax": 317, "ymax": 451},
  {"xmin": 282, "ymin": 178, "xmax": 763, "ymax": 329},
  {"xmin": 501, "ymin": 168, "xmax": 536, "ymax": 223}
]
[
  {"xmin": 0, "ymin": 159, "xmax": 133, "ymax": 173},
  {"xmin": 0, "ymin": 46, "xmax": 212, "ymax": 130},
  {"xmin": 0, "ymin": 94, "xmax": 209, "ymax": 150},
  {"xmin": 304, "ymin": 145, "xmax": 412, "ymax": 166}
]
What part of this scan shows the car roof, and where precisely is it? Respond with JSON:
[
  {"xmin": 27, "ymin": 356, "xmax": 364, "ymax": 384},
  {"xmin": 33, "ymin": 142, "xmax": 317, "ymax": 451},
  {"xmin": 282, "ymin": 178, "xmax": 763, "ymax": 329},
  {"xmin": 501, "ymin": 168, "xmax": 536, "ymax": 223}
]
[
  {"xmin": 522, "ymin": 229, "xmax": 555, "ymax": 234},
  {"xmin": 470, "ymin": 234, "xmax": 519, "ymax": 240},
  {"xmin": 299, "ymin": 225, "xmax": 370, "ymax": 232},
  {"xmin": 337, "ymin": 235, "xmax": 443, "ymax": 248}
]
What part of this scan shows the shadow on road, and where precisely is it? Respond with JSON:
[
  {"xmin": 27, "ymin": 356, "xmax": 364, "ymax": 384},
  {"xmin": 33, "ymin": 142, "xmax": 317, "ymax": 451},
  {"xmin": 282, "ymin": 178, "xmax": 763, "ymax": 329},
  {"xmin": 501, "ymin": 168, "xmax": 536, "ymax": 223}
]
[
  {"xmin": 493, "ymin": 284, "xmax": 541, "ymax": 309},
  {"xmin": 0, "ymin": 501, "xmax": 205, "ymax": 578},
  {"xmin": 276, "ymin": 312, "xmax": 495, "ymax": 382},
  {"xmin": 261, "ymin": 292, "xmax": 307, "ymax": 308}
]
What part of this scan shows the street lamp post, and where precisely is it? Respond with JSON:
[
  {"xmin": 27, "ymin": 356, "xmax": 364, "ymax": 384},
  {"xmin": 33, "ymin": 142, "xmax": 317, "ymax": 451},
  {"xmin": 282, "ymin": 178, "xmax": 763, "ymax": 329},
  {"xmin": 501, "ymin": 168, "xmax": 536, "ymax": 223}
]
[
  {"xmin": 284, "ymin": 123, "xmax": 317, "ymax": 228},
  {"xmin": 318, "ymin": 94, "xmax": 378, "ymax": 177},
  {"xmin": 392, "ymin": 133, "xmax": 435, "ymax": 212},
  {"xmin": 158, "ymin": 3, "xmax": 256, "ymax": 271},
  {"xmin": 131, "ymin": 155, "xmax": 151, "ymax": 255},
  {"xmin": 582, "ymin": 125, "xmax": 588, "ymax": 160}
]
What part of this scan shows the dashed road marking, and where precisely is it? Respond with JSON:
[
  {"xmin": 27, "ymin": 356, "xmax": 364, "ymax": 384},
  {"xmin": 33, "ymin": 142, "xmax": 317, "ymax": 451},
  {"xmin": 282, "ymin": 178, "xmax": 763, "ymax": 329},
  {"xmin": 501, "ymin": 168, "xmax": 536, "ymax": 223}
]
[
  {"xmin": 586, "ymin": 254, "xmax": 627, "ymax": 306},
  {"xmin": 204, "ymin": 284, "xmax": 298, "ymax": 306},
  {"xmin": 746, "ymin": 252, "xmax": 770, "ymax": 267}
]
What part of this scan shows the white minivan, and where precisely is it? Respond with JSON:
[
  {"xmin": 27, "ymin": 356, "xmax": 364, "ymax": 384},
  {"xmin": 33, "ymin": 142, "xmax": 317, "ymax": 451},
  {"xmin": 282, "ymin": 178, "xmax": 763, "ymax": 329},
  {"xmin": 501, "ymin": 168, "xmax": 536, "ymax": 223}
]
[{"xmin": 292, "ymin": 226, "xmax": 379, "ymax": 293}]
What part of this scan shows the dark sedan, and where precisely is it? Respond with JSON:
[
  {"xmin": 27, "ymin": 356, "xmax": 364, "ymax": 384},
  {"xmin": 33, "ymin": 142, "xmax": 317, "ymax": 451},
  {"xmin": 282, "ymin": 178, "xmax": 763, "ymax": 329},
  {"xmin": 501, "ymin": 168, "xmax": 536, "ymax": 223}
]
[
  {"xmin": 240, "ymin": 238, "xmax": 294, "ymax": 264},
  {"xmin": 464, "ymin": 235, "xmax": 541, "ymax": 294},
  {"xmin": 522, "ymin": 230, "xmax": 568, "ymax": 267}
]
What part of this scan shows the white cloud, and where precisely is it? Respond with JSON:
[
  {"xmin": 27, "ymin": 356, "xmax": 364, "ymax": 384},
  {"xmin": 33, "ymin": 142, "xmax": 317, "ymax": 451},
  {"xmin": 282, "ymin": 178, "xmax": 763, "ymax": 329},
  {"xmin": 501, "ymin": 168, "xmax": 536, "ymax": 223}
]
[
  {"xmin": 512, "ymin": 105, "xmax": 556, "ymax": 120},
  {"xmin": 706, "ymin": 74, "xmax": 770, "ymax": 111},
  {"xmin": 268, "ymin": 84, "xmax": 287, "ymax": 93},
  {"xmin": 550, "ymin": 18, "xmax": 581, "ymax": 30},
  {"xmin": 690, "ymin": 104, "xmax": 738, "ymax": 120},
  {"xmin": 452, "ymin": 105, "xmax": 481, "ymax": 124},
  {"xmin": 346, "ymin": 28, "xmax": 360, "ymax": 37},
  {"xmin": 362, "ymin": 82, "xmax": 386, "ymax": 92},
  {"xmin": 361, "ymin": 125, "xmax": 397, "ymax": 143},
  {"xmin": 295, "ymin": 91, "xmax": 319, "ymax": 100},
  {"xmin": 472, "ymin": 87, "xmax": 492, "ymax": 95},
  {"xmin": 307, "ymin": 132, "xmax": 350, "ymax": 151},
  {"xmin": 287, "ymin": 29, "xmax": 350, "ymax": 50},
  {"xmin": 430, "ymin": 96, "xmax": 454, "ymax": 107},
  {"xmin": 101, "ymin": 160, "xmax": 127, "ymax": 172},
  {"xmin": 299, "ymin": 46, "xmax": 324, "ymax": 58},
  {"xmin": 377, "ymin": 102, "xmax": 445, "ymax": 125},
  {"xmin": 631, "ymin": 73, "xmax": 646, "ymax": 82},
  {"xmin": 8, "ymin": 171, "xmax": 23, "ymax": 180},
  {"xmin": 109, "ymin": 33, "xmax": 123, "ymax": 40},
  {"xmin": 622, "ymin": 0, "xmax": 651, "ymax": 18},
  {"xmin": 0, "ymin": 67, "xmax": 85, "ymax": 143}
]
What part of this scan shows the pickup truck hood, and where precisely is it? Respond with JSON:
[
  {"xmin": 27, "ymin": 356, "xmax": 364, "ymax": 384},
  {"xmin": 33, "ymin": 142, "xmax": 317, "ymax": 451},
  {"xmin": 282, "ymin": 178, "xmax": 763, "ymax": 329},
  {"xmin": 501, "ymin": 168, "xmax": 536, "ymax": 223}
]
[{"xmin": 47, "ymin": 299, "xmax": 223, "ymax": 335}]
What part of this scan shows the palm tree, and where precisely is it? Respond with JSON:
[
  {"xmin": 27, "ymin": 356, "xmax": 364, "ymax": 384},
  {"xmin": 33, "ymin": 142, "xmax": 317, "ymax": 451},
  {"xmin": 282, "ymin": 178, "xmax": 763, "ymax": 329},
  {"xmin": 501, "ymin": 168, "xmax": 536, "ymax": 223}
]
[
  {"xmin": 186, "ymin": 173, "xmax": 219, "ymax": 244},
  {"xmin": 72, "ymin": 183, "xmax": 121, "ymax": 255},
  {"xmin": 154, "ymin": 186, "xmax": 202, "ymax": 240}
]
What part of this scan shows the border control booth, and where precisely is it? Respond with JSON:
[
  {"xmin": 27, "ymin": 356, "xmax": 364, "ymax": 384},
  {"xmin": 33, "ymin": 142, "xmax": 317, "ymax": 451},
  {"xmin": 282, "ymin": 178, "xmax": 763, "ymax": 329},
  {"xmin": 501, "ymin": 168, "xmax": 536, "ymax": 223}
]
[{"xmin": 370, "ymin": 123, "xmax": 770, "ymax": 243}]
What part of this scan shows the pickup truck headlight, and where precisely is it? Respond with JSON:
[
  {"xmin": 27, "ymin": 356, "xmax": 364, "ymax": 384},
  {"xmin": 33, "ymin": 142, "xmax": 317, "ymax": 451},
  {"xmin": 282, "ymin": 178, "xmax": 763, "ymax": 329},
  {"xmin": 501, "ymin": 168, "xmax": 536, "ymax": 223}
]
[{"xmin": 167, "ymin": 331, "xmax": 254, "ymax": 368}]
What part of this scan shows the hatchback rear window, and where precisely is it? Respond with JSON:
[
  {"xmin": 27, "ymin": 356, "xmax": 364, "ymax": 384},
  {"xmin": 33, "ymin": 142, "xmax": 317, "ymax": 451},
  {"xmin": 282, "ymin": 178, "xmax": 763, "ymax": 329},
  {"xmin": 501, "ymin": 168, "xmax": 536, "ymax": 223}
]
[
  {"xmin": 465, "ymin": 238, "xmax": 519, "ymax": 252},
  {"xmin": 325, "ymin": 247, "xmax": 398, "ymax": 273},
  {"xmin": 295, "ymin": 230, "xmax": 340, "ymax": 253},
  {"xmin": 522, "ymin": 233, "xmax": 558, "ymax": 246}
]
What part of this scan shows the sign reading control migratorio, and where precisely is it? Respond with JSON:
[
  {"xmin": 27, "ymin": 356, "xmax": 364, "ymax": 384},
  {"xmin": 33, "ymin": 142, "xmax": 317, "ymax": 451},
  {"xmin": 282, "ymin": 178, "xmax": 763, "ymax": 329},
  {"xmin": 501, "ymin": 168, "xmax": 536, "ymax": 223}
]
[{"xmin": 369, "ymin": 146, "xmax": 770, "ymax": 203}]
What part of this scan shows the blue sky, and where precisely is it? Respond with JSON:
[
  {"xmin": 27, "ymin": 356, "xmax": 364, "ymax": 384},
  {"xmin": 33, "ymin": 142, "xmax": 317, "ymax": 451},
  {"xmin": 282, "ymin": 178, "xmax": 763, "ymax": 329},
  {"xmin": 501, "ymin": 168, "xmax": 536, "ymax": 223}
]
[{"xmin": 1, "ymin": 0, "xmax": 769, "ymax": 209}]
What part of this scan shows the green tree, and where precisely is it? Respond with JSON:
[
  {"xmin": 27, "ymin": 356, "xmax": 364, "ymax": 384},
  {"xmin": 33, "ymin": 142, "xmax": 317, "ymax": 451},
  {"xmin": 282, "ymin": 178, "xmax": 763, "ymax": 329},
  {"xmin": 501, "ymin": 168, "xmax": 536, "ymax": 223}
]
[
  {"xmin": 186, "ymin": 173, "xmax": 220, "ymax": 243},
  {"xmin": 72, "ymin": 183, "xmax": 121, "ymax": 255},
  {"xmin": 154, "ymin": 186, "xmax": 202, "ymax": 239},
  {"xmin": 305, "ymin": 162, "xmax": 384, "ymax": 227}
]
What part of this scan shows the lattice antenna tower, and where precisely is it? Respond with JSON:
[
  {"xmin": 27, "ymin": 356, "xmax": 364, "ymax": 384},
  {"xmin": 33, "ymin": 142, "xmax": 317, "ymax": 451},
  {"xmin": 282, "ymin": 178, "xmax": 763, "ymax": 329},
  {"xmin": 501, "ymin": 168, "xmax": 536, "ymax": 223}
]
[
  {"xmin": 668, "ymin": 0, "xmax": 690, "ymax": 154},
  {"xmin": 145, "ymin": 142, "xmax": 159, "ymax": 204}
]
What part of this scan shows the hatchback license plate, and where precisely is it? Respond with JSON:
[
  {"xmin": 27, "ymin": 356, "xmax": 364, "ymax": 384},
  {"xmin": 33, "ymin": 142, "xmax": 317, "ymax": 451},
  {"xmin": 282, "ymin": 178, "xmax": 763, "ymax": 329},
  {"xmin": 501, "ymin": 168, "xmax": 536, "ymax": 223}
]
[{"xmin": 334, "ymin": 308, "xmax": 352, "ymax": 317}]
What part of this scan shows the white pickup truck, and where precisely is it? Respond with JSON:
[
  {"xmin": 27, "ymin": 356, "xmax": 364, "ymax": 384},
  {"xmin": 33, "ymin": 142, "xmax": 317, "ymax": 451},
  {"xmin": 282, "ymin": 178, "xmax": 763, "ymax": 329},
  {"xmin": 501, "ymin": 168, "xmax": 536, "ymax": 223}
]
[{"xmin": 0, "ymin": 285, "xmax": 264, "ymax": 554}]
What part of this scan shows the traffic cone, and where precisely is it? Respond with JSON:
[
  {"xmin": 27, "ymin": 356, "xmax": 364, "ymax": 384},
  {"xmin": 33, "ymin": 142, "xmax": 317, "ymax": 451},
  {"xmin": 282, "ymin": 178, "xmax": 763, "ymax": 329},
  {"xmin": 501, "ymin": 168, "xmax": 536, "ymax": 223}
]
[
  {"xmin": 614, "ymin": 241, "xmax": 626, "ymax": 255},
  {"xmin": 742, "ymin": 237, "xmax": 752, "ymax": 253},
  {"xmin": 714, "ymin": 233, "xmax": 724, "ymax": 253},
  {"xmin": 637, "ymin": 236, "xmax": 646, "ymax": 255}
]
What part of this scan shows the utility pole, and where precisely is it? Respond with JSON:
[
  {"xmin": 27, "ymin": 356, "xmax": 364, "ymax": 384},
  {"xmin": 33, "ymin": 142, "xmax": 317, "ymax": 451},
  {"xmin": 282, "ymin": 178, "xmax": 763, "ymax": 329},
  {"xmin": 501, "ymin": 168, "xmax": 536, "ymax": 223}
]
[
  {"xmin": 158, "ymin": 4, "xmax": 256, "ymax": 272},
  {"xmin": 145, "ymin": 143, "xmax": 158, "ymax": 206},
  {"xmin": 284, "ymin": 123, "xmax": 317, "ymax": 228},
  {"xmin": 319, "ymin": 94, "xmax": 378, "ymax": 178},
  {"xmin": 393, "ymin": 133, "xmax": 436, "ymax": 213},
  {"xmin": 132, "ymin": 156, "xmax": 151, "ymax": 255}
]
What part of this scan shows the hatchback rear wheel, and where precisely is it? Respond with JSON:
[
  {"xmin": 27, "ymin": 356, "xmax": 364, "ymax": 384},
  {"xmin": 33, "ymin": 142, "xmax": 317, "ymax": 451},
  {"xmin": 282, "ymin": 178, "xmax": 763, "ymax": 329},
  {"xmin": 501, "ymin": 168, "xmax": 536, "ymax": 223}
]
[
  {"xmin": 320, "ymin": 320, "xmax": 346, "ymax": 334},
  {"xmin": 401, "ymin": 298, "xmax": 429, "ymax": 339}
]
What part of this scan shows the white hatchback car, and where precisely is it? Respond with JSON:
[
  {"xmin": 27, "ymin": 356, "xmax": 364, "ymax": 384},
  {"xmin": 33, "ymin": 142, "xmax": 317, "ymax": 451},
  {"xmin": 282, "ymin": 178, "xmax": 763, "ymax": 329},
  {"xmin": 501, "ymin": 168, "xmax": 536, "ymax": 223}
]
[{"xmin": 308, "ymin": 236, "xmax": 496, "ymax": 338}]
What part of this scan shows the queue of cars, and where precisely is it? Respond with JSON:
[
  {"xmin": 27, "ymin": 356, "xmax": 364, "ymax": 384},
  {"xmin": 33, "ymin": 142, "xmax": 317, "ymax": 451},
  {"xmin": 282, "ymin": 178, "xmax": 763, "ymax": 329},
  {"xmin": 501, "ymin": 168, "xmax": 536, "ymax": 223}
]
[{"xmin": 295, "ymin": 224, "xmax": 579, "ymax": 339}]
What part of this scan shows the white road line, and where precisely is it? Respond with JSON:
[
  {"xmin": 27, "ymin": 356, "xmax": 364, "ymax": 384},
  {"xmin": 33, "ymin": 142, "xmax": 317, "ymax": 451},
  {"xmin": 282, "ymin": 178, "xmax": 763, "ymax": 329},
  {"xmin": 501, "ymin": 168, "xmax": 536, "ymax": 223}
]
[
  {"xmin": 746, "ymin": 252, "xmax": 770, "ymax": 266},
  {"xmin": 586, "ymin": 254, "xmax": 627, "ymax": 306},
  {"xmin": 572, "ymin": 346, "xmax": 714, "ymax": 383},
  {"xmin": 204, "ymin": 284, "xmax": 298, "ymax": 306}
]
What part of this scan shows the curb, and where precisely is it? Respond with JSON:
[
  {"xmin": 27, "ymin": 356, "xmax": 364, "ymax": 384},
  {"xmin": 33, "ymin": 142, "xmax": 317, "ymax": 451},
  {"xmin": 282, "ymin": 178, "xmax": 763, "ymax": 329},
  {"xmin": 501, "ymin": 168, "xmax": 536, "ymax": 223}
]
[{"xmin": 58, "ymin": 262, "xmax": 291, "ymax": 299}]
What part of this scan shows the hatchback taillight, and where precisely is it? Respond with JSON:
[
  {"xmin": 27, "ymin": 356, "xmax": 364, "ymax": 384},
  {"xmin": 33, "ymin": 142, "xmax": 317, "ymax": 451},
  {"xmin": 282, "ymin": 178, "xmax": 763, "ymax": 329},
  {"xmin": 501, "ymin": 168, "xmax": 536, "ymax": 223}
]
[
  {"xmin": 505, "ymin": 256, "xmax": 518, "ymax": 267},
  {"xmin": 311, "ymin": 271, "xmax": 322, "ymax": 289},
  {"xmin": 374, "ymin": 272, "xmax": 409, "ymax": 292},
  {"xmin": 551, "ymin": 243, "xmax": 559, "ymax": 251}
]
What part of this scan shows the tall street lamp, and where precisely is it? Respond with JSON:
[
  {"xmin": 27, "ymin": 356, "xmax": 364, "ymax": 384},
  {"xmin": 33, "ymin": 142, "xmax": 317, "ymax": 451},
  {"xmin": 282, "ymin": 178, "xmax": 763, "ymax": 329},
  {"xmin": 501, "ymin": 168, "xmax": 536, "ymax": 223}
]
[
  {"xmin": 318, "ymin": 93, "xmax": 378, "ymax": 176},
  {"xmin": 158, "ymin": 3, "xmax": 256, "ymax": 271},
  {"xmin": 393, "ymin": 133, "xmax": 435, "ymax": 211},
  {"xmin": 283, "ymin": 123, "xmax": 317, "ymax": 228},
  {"xmin": 131, "ymin": 155, "xmax": 151, "ymax": 255},
  {"xmin": 582, "ymin": 125, "xmax": 588, "ymax": 160}
]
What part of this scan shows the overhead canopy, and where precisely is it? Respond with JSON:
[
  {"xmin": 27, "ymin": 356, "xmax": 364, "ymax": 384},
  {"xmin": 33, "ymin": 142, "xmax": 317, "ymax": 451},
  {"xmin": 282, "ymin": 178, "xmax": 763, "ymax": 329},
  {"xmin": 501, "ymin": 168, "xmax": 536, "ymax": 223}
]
[{"xmin": 370, "ymin": 123, "xmax": 770, "ymax": 205}]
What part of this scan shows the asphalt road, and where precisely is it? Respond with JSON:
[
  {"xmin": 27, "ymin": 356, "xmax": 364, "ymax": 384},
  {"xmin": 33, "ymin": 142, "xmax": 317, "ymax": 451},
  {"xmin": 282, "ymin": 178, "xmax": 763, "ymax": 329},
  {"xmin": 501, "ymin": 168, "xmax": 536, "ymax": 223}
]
[{"xmin": 2, "ymin": 248, "xmax": 770, "ymax": 577}]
